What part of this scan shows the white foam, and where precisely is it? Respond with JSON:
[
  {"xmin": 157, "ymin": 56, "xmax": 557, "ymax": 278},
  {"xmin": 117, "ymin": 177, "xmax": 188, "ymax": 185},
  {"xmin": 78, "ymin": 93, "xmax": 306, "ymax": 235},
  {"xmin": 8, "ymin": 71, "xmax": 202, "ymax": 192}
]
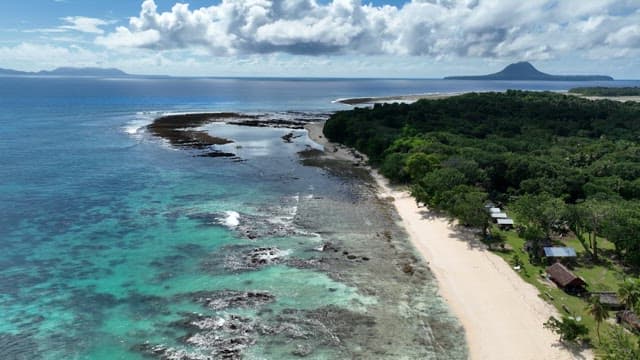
[
  {"xmin": 222, "ymin": 211, "xmax": 240, "ymax": 227},
  {"xmin": 122, "ymin": 112, "xmax": 160, "ymax": 137}
]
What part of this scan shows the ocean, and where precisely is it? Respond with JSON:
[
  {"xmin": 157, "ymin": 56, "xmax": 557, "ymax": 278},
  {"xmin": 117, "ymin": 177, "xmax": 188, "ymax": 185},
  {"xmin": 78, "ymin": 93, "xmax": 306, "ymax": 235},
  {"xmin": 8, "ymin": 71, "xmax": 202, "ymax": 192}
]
[{"xmin": 1, "ymin": 76, "xmax": 638, "ymax": 359}]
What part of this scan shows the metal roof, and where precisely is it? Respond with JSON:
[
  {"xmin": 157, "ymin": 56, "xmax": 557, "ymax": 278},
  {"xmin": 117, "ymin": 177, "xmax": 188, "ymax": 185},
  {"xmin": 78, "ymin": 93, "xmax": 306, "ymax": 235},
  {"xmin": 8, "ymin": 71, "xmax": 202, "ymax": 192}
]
[
  {"xmin": 490, "ymin": 212, "xmax": 508, "ymax": 218},
  {"xmin": 489, "ymin": 207, "xmax": 502, "ymax": 213},
  {"xmin": 543, "ymin": 247, "xmax": 577, "ymax": 257},
  {"xmin": 497, "ymin": 218, "xmax": 514, "ymax": 225}
]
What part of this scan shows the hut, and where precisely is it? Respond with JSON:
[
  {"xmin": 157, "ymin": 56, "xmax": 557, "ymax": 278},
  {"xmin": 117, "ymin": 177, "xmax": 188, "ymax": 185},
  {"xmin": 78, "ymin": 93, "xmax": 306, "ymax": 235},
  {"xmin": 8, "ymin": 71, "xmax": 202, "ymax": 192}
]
[
  {"xmin": 496, "ymin": 218, "xmax": 514, "ymax": 229},
  {"xmin": 490, "ymin": 212, "xmax": 508, "ymax": 222},
  {"xmin": 543, "ymin": 247, "xmax": 577, "ymax": 265},
  {"xmin": 617, "ymin": 310, "xmax": 640, "ymax": 333},
  {"xmin": 546, "ymin": 262, "xmax": 587, "ymax": 294},
  {"xmin": 591, "ymin": 292, "xmax": 624, "ymax": 310}
]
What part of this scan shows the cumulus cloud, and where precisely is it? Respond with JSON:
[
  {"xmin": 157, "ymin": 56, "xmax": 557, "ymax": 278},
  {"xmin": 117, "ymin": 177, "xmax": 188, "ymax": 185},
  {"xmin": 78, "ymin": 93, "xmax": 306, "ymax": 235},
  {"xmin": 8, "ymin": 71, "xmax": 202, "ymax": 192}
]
[
  {"xmin": 95, "ymin": 0, "xmax": 639, "ymax": 60},
  {"xmin": 61, "ymin": 16, "xmax": 111, "ymax": 34}
]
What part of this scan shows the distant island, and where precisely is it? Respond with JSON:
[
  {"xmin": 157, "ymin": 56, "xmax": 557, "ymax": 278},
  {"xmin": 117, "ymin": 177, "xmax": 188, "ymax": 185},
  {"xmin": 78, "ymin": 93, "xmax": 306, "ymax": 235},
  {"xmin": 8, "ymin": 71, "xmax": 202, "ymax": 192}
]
[
  {"xmin": 0, "ymin": 67, "xmax": 130, "ymax": 77},
  {"xmin": 445, "ymin": 61, "xmax": 613, "ymax": 81}
]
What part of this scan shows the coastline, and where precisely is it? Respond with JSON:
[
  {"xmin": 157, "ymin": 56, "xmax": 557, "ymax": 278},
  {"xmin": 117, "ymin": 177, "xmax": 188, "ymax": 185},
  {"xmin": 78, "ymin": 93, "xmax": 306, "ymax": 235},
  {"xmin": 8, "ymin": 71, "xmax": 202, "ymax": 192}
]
[
  {"xmin": 306, "ymin": 120, "xmax": 593, "ymax": 360},
  {"xmin": 337, "ymin": 92, "xmax": 640, "ymax": 107},
  {"xmin": 334, "ymin": 92, "xmax": 461, "ymax": 105}
]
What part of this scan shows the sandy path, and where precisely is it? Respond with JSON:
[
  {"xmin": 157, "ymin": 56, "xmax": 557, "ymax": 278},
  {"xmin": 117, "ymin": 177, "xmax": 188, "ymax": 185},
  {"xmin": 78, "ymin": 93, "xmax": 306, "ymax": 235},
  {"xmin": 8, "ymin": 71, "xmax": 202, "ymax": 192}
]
[{"xmin": 306, "ymin": 121, "xmax": 592, "ymax": 360}]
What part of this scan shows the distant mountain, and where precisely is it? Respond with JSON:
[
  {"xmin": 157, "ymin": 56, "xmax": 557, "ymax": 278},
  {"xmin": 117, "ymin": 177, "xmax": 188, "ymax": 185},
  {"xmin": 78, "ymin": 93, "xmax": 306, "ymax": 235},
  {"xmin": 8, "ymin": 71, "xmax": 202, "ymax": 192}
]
[
  {"xmin": 445, "ymin": 62, "xmax": 613, "ymax": 81},
  {"xmin": 0, "ymin": 68, "xmax": 30, "ymax": 75},
  {"xmin": 0, "ymin": 67, "xmax": 130, "ymax": 77}
]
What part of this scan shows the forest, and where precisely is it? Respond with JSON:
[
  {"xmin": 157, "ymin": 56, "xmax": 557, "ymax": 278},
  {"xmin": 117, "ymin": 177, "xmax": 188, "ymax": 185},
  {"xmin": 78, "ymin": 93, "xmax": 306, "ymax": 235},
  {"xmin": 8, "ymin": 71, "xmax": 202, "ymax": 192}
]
[
  {"xmin": 324, "ymin": 91, "xmax": 640, "ymax": 267},
  {"xmin": 324, "ymin": 90, "xmax": 640, "ymax": 353},
  {"xmin": 569, "ymin": 87, "xmax": 640, "ymax": 96}
]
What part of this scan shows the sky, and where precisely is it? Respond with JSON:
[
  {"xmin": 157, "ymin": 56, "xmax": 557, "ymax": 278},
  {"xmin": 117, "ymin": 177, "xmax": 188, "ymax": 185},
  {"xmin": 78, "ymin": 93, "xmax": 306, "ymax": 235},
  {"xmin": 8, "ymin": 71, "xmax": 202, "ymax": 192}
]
[{"xmin": 0, "ymin": 0, "xmax": 639, "ymax": 78}]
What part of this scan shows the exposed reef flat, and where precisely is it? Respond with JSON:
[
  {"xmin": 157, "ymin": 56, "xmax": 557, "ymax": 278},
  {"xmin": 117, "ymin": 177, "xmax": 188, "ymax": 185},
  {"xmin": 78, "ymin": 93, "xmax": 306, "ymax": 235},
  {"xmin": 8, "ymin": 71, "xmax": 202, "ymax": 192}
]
[
  {"xmin": 147, "ymin": 112, "xmax": 317, "ymax": 158},
  {"xmin": 135, "ymin": 112, "xmax": 467, "ymax": 359}
]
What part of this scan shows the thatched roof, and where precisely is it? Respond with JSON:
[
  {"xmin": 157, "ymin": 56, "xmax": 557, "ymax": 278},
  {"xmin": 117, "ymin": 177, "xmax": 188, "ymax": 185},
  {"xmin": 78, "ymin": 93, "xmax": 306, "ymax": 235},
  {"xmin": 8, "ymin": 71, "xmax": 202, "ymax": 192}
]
[
  {"xmin": 546, "ymin": 262, "xmax": 586, "ymax": 288},
  {"xmin": 617, "ymin": 310, "xmax": 640, "ymax": 332},
  {"xmin": 592, "ymin": 292, "xmax": 623, "ymax": 308}
]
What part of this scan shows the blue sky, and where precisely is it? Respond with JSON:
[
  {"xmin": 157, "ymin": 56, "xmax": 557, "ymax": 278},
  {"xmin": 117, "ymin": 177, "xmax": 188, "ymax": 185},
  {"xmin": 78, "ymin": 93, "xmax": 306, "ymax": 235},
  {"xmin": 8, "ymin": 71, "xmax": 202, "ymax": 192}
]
[{"xmin": 0, "ymin": 0, "xmax": 638, "ymax": 78}]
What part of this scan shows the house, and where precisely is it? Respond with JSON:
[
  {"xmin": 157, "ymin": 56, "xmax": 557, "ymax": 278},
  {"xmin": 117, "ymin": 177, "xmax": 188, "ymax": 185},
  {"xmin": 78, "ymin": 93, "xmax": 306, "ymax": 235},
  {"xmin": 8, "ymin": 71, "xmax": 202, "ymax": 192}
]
[
  {"xmin": 489, "ymin": 207, "xmax": 502, "ymax": 213},
  {"xmin": 592, "ymin": 292, "xmax": 624, "ymax": 310},
  {"xmin": 546, "ymin": 262, "xmax": 587, "ymax": 294},
  {"xmin": 543, "ymin": 247, "xmax": 577, "ymax": 265},
  {"xmin": 543, "ymin": 247, "xmax": 577, "ymax": 258},
  {"xmin": 490, "ymin": 212, "xmax": 508, "ymax": 220},
  {"xmin": 496, "ymin": 218, "xmax": 514, "ymax": 229},
  {"xmin": 617, "ymin": 310, "xmax": 640, "ymax": 333}
]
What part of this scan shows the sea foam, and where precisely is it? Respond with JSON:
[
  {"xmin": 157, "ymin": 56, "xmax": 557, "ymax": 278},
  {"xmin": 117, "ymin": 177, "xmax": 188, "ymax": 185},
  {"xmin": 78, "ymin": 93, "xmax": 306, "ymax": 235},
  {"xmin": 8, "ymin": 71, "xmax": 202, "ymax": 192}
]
[{"xmin": 222, "ymin": 211, "xmax": 240, "ymax": 227}]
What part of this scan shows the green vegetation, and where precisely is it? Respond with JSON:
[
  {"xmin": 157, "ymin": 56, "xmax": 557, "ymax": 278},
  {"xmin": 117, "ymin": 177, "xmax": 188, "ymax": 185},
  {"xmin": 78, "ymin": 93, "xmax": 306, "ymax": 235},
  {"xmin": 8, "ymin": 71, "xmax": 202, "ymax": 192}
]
[
  {"xmin": 586, "ymin": 295, "xmax": 610, "ymax": 342},
  {"xmin": 598, "ymin": 328, "xmax": 640, "ymax": 359},
  {"xmin": 544, "ymin": 316, "xmax": 590, "ymax": 343},
  {"xmin": 324, "ymin": 91, "xmax": 640, "ymax": 356},
  {"xmin": 569, "ymin": 87, "xmax": 640, "ymax": 97},
  {"xmin": 325, "ymin": 91, "xmax": 640, "ymax": 267}
]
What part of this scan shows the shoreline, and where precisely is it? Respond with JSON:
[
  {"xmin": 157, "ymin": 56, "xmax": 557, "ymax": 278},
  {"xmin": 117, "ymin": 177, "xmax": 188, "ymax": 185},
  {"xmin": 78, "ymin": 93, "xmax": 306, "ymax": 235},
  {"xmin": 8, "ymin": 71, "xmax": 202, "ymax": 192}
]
[
  {"xmin": 334, "ymin": 92, "xmax": 461, "ymax": 105},
  {"xmin": 306, "ymin": 120, "xmax": 593, "ymax": 360},
  {"xmin": 337, "ymin": 92, "xmax": 640, "ymax": 106}
]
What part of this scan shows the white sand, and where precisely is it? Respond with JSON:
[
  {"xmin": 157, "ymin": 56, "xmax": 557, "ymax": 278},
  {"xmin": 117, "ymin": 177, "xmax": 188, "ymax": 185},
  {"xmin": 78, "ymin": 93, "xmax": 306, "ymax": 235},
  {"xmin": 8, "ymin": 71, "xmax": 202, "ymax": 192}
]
[{"xmin": 306, "ymin": 121, "xmax": 593, "ymax": 360}]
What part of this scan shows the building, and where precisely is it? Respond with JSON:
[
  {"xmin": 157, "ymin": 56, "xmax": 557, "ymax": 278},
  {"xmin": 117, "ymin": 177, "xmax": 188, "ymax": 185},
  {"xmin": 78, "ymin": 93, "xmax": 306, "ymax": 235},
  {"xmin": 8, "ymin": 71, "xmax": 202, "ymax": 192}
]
[
  {"xmin": 617, "ymin": 310, "xmax": 640, "ymax": 333},
  {"xmin": 543, "ymin": 247, "xmax": 577, "ymax": 258},
  {"xmin": 592, "ymin": 292, "xmax": 624, "ymax": 310},
  {"xmin": 546, "ymin": 262, "xmax": 587, "ymax": 294},
  {"xmin": 496, "ymin": 218, "xmax": 514, "ymax": 229}
]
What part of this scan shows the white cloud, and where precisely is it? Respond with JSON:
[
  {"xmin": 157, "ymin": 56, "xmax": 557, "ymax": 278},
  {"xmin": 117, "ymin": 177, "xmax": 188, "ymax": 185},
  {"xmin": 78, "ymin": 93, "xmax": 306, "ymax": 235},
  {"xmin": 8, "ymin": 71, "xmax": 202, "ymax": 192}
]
[
  {"xmin": 94, "ymin": 0, "xmax": 640, "ymax": 61},
  {"xmin": 0, "ymin": 42, "xmax": 100, "ymax": 68},
  {"xmin": 60, "ymin": 16, "xmax": 111, "ymax": 34}
]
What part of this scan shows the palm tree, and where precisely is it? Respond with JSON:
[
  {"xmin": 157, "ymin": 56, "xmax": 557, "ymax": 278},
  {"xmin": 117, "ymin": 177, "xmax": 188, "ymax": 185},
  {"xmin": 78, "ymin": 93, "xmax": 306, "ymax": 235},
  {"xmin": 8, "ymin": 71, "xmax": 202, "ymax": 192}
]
[
  {"xmin": 618, "ymin": 278, "xmax": 640, "ymax": 310},
  {"xmin": 586, "ymin": 294, "xmax": 609, "ymax": 342}
]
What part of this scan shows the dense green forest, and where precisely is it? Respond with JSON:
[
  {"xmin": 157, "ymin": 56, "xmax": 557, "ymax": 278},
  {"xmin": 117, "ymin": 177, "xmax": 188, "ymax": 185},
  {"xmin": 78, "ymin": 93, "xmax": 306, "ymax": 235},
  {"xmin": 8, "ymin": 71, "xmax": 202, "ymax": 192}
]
[
  {"xmin": 324, "ymin": 91, "xmax": 640, "ymax": 267},
  {"xmin": 569, "ymin": 87, "xmax": 640, "ymax": 96}
]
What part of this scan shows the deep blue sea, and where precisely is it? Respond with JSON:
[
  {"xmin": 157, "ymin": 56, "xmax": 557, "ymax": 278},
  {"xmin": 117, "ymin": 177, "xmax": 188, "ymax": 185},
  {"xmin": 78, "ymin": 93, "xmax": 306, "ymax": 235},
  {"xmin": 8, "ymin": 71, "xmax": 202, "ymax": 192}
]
[{"xmin": 1, "ymin": 76, "xmax": 638, "ymax": 359}]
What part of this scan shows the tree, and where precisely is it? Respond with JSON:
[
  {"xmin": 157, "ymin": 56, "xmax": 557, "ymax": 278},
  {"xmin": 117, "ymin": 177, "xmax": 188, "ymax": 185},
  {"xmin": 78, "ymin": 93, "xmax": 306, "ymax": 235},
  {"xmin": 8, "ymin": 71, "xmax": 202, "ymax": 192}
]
[
  {"xmin": 543, "ymin": 316, "xmax": 589, "ymax": 343},
  {"xmin": 598, "ymin": 327, "xmax": 640, "ymax": 360},
  {"xmin": 484, "ymin": 229, "xmax": 507, "ymax": 250},
  {"xmin": 566, "ymin": 199, "xmax": 611, "ymax": 262},
  {"xmin": 444, "ymin": 185, "xmax": 490, "ymax": 236},
  {"xmin": 585, "ymin": 294, "xmax": 609, "ymax": 342},
  {"xmin": 618, "ymin": 278, "xmax": 640, "ymax": 311},
  {"xmin": 404, "ymin": 152, "xmax": 438, "ymax": 182},
  {"xmin": 603, "ymin": 205, "xmax": 640, "ymax": 268},
  {"xmin": 511, "ymin": 193, "xmax": 565, "ymax": 240}
]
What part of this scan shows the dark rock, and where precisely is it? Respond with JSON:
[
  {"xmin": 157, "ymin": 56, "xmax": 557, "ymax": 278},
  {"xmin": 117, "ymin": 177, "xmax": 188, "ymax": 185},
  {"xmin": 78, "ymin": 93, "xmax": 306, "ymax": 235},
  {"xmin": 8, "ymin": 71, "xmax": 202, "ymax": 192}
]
[
  {"xmin": 282, "ymin": 132, "xmax": 294, "ymax": 143},
  {"xmin": 188, "ymin": 290, "xmax": 275, "ymax": 311},
  {"xmin": 196, "ymin": 151, "xmax": 236, "ymax": 158},
  {"xmin": 402, "ymin": 263, "xmax": 415, "ymax": 275}
]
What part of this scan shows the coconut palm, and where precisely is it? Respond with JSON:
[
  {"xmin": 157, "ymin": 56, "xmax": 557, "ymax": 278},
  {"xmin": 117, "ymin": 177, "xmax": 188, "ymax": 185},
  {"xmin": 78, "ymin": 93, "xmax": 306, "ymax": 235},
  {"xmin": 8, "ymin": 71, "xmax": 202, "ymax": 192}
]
[
  {"xmin": 618, "ymin": 278, "xmax": 640, "ymax": 310},
  {"xmin": 586, "ymin": 294, "xmax": 609, "ymax": 342}
]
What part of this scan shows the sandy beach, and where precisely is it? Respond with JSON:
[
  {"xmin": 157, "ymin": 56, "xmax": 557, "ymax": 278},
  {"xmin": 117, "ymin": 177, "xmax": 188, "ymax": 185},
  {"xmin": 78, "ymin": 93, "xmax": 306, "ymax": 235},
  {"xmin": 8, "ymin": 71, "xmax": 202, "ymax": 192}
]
[
  {"xmin": 306, "ymin": 121, "xmax": 593, "ymax": 360},
  {"xmin": 335, "ymin": 92, "xmax": 461, "ymax": 105}
]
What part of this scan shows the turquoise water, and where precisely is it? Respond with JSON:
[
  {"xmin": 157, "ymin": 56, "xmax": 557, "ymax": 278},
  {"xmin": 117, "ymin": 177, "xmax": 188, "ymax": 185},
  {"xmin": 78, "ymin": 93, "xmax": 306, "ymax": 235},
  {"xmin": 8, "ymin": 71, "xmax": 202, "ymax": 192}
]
[{"xmin": 2, "ymin": 77, "xmax": 639, "ymax": 359}]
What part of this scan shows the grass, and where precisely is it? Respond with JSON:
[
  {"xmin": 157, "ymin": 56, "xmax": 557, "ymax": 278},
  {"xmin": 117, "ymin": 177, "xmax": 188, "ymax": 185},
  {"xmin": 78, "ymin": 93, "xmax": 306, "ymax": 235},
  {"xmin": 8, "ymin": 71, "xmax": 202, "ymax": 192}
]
[{"xmin": 490, "ymin": 228, "xmax": 634, "ymax": 348}]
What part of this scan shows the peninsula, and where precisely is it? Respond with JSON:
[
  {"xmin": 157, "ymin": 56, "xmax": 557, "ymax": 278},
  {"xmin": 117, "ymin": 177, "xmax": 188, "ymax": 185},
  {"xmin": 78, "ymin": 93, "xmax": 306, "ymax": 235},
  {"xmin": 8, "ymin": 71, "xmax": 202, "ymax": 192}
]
[
  {"xmin": 445, "ymin": 61, "xmax": 613, "ymax": 81},
  {"xmin": 0, "ymin": 66, "xmax": 130, "ymax": 77}
]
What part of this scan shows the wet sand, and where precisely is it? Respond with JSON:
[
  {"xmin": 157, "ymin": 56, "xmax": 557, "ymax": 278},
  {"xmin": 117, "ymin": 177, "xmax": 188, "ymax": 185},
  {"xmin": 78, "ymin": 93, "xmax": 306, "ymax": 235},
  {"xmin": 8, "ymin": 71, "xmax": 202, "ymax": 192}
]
[{"xmin": 306, "ymin": 121, "xmax": 593, "ymax": 360}]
